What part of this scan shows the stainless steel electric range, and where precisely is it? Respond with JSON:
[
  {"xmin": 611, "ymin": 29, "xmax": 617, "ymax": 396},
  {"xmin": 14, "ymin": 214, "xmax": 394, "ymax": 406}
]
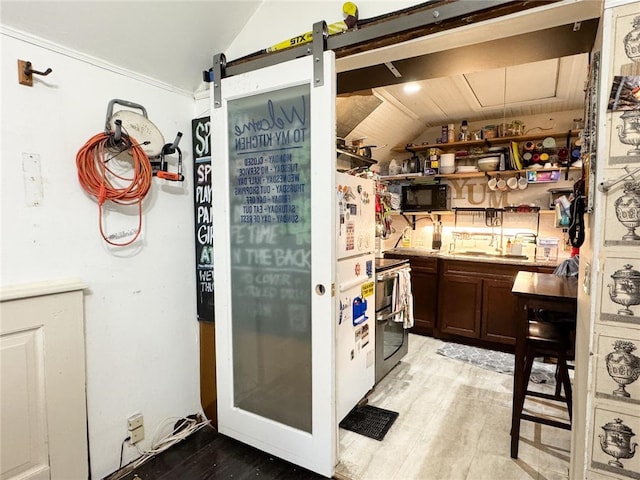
[{"xmin": 374, "ymin": 258, "xmax": 411, "ymax": 384}]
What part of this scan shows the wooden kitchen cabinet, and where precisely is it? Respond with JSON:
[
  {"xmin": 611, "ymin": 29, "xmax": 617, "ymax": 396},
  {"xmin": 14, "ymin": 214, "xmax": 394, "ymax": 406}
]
[
  {"xmin": 481, "ymin": 277, "xmax": 522, "ymax": 344},
  {"xmin": 382, "ymin": 253, "xmax": 557, "ymax": 345},
  {"xmin": 438, "ymin": 259, "xmax": 554, "ymax": 347},
  {"xmin": 438, "ymin": 271, "xmax": 482, "ymax": 338},
  {"xmin": 384, "ymin": 254, "xmax": 438, "ymax": 336}
]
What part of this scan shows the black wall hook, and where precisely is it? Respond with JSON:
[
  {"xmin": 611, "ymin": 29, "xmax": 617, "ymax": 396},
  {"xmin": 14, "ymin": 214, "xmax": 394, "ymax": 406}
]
[
  {"xmin": 24, "ymin": 61, "xmax": 52, "ymax": 77},
  {"xmin": 18, "ymin": 59, "xmax": 53, "ymax": 87}
]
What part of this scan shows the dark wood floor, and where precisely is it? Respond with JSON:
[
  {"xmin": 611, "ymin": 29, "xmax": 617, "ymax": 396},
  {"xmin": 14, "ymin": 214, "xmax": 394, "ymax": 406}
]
[{"xmin": 118, "ymin": 426, "xmax": 328, "ymax": 480}]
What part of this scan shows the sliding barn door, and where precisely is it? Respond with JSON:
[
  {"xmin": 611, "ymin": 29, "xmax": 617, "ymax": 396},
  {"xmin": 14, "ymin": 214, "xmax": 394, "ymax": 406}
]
[{"xmin": 211, "ymin": 51, "xmax": 337, "ymax": 477}]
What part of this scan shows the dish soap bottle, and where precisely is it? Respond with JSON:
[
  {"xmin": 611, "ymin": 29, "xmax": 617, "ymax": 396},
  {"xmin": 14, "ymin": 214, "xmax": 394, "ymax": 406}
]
[
  {"xmin": 432, "ymin": 217, "xmax": 442, "ymax": 250},
  {"xmin": 401, "ymin": 226, "xmax": 412, "ymax": 247}
]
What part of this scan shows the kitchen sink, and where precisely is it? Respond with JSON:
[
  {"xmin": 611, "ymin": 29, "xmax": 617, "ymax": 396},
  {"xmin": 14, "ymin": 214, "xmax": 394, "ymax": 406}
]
[
  {"xmin": 386, "ymin": 247, "xmax": 440, "ymax": 256},
  {"xmin": 456, "ymin": 251, "xmax": 529, "ymax": 260},
  {"xmin": 384, "ymin": 248, "xmax": 531, "ymax": 262}
]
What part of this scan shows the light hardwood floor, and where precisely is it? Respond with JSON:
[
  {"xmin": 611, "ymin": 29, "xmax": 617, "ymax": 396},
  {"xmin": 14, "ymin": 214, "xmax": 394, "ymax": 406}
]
[{"xmin": 335, "ymin": 334, "xmax": 571, "ymax": 480}]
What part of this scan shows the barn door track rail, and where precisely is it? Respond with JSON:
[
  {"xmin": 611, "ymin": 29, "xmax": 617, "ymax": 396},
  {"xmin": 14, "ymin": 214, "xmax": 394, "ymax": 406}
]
[{"xmin": 206, "ymin": 0, "xmax": 518, "ymax": 108}]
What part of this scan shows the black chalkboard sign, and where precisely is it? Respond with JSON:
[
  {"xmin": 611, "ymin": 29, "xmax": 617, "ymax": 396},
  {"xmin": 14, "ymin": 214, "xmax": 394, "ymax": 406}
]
[{"xmin": 192, "ymin": 116, "xmax": 214, "ymax": 322}]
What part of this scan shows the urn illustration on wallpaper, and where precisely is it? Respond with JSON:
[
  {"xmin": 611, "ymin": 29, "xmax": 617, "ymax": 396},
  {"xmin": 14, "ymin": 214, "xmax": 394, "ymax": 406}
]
[
  {"xmin": 617, "ymin": 111, "xmax": 640, "ymax": 156},
  {"xmin": 600, "ymin": 418, "xmax": 638, "ymax": 468},
  {"xmin": 606, "ymin": 340, "xmax": 640, "ymax": 398},
  {"xmin": 614, "ymin": 182, "xmax": 640, "ymax": 241},
  {"xmin": 608, "ymin": 263, "xmax": 640, "ymax": 315},
  {"xmin": 623, "ymin": 15, "xmax": 640, "ymax": 62}
]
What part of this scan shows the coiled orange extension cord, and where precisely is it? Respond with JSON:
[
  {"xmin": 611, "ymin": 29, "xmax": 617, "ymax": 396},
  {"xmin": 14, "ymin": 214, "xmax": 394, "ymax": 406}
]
[{"xmin": 76, "ymin": 132, "xmax": 152, "ymax": 246}]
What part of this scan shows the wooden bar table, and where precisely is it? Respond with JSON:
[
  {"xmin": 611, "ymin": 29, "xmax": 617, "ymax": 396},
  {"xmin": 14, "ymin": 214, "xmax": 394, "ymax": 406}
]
[{"xmin": 510, "ymin": 271, "xmax": 578, "ymax": 459}]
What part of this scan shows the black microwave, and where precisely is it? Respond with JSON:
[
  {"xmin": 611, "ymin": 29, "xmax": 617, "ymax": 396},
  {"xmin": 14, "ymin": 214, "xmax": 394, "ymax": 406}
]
[{"xmin": 401, "ymin": 184, "xmax": 449, "ymax": 212}]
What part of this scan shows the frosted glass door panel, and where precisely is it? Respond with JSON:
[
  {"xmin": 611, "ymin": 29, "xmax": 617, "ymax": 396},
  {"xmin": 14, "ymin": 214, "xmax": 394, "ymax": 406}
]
[
  {"xmin": 227, "ymin": 84, "xmax": 312, "ymax": 432},
  {"xmin": 212, "ymin": 51, "xmax": 335, "ymax": 477}
]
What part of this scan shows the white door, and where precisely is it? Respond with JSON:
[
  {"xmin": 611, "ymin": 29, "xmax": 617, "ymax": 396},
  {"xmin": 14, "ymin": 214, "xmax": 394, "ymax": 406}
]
[
  {"xmin": 1, "ymin": 282, "xmax": 88, "ymax": 480},
  {"xmin": 211, "ymin": 51, "xmax": 336, "ymax": 477}
]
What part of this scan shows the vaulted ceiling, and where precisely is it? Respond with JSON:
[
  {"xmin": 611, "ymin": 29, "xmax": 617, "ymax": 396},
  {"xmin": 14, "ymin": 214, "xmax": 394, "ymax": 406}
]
[
  {"xmin": 1, "ymin": 0, "xmax": 602, "ymax": 159},
  {"xmin": 0, "ymin": 1, "xmax": 262, "ymax": 93}
]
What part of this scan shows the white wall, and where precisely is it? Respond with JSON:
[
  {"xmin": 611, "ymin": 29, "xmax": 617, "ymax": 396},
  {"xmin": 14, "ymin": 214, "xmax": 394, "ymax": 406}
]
[{"xmin": 1, "ymin": 32, "xmax": 200, "ymax": 478}]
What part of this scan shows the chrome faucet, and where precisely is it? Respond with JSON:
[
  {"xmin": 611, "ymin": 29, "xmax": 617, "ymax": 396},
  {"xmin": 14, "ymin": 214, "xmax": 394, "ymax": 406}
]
[{"xmin": 491, "ymin": 229, "xmax": 504, "ymax": 253}]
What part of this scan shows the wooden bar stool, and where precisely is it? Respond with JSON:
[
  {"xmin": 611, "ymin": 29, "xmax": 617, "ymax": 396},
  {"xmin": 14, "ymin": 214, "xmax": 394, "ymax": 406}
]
[
  {"xmin": 510, "ymin": 271, "xmax": 578, "ymax": 459},
  {"xmin": 514, "ymin": 317, "xmax": 574, "ymax": 433}
]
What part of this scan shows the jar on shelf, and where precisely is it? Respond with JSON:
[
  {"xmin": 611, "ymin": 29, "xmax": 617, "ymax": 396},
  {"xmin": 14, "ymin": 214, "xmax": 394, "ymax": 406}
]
[
  {"xmin": 510, "ymin": 120, "xmax": 525, "ymax": 136},
  {"xmin": 572, "ymin": 118, "xmax": 584, "ymax": 131},
  {"xmin": 459, "ymin": 120, "xmax": 469, "ymax": 141},
  {"xmin": 483, "ymin": 125, "xmax": 497, "ymax": 139}
]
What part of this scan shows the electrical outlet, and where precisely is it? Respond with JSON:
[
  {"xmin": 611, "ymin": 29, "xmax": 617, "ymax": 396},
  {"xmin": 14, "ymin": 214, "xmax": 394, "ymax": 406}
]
[
  {"xmin": 127, "ymin": 413, "xmax": 143, "ymax": 431},
  {"xmin": 129, "ymin": 425, "xmax": 144, "ymax": 444}
]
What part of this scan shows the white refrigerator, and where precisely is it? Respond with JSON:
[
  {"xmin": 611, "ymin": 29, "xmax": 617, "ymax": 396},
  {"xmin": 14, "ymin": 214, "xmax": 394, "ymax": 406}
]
[{"xmin": 335, "ymin": 172, "xmax": 376, "ymax": 422}]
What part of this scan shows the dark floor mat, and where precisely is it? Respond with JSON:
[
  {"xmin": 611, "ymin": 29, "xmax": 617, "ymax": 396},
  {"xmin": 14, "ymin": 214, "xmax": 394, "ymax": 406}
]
[{"xmin": 339, "ymin": 405, "xmax": 399, "ymax": 441}]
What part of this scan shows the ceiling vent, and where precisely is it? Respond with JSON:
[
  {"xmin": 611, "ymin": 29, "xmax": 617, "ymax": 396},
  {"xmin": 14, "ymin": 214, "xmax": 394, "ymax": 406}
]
[{"xmin": 464, "ymin": 59, "xmax": 559, "ymax": 107}]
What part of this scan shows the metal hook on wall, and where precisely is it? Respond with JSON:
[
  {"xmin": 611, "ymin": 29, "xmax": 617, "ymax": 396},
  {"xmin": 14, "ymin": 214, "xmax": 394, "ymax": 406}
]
[
  {"xmin": 24, "ymin": 61, "xmax": 52, "ymax": 77},
  {"xmin": 18, "ymin": 59, "xmax": 53, "ymax": 87},
  {"xmin": 598, "ymin": 165, "xmax": 640, "ymax": 192}
]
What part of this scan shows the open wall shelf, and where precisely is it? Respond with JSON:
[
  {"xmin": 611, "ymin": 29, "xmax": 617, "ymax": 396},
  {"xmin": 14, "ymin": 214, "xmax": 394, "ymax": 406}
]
[{"xmin": 394, "ymin": 130, "xmax": 579, "ymax": 154}]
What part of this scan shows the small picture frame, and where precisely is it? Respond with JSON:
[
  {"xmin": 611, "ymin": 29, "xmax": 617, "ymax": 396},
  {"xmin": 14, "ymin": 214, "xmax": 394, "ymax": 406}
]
[
  {"xmin": 526, "ymin": 170, "xmax": 560, "ymax": 183},
  {"xmin": 608, "ymin": 76, "xmax": 640, "ymax": 111}
]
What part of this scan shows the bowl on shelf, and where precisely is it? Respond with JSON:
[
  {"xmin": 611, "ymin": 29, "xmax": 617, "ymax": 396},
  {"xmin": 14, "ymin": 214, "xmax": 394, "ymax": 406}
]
[
  {"xmin": 477, "ymin": 156, "xmax": 500, "ymax": 172},
  {"xmin": 455, "ymin": 165, "xmax": 479, "ymax": 173}
]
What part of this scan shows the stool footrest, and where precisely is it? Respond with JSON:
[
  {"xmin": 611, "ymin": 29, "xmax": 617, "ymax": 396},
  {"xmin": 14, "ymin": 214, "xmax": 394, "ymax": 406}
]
[
  {"xmin": 521, "ymin": 413, "xmax": 571, "ymax": 430},
  {"xmin": 525, "ymin": 390, "xmax": 568, "ymax": 403}
]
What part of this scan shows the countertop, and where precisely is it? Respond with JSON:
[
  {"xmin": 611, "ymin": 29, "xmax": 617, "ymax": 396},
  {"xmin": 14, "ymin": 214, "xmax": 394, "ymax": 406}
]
[
  {"xmin": 383, "ymin": 247, "xmax": 565, "ymax": 267},
  {"xmin": 375, "ymin": 257, "xmax": 410, "ymax": 272}
]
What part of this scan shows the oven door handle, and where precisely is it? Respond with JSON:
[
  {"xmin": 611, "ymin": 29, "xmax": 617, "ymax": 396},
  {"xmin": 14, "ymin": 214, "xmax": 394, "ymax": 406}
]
[
  {"xmin": 377, "ymin": 308, "xmax": 405, "ymax": 322},
  {"xmin": 376, "ymin": 267, "xmax": 411, "ymax": 282},
  {"xmin": 376, "ymin": 272, "xmax": 398, "ymax": 282}
]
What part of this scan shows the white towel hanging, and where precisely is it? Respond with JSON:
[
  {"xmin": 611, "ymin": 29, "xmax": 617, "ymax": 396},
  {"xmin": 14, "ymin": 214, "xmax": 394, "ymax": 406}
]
[{"xmin": 391, "ymin": 269, "xmax": 414, "ymax": 329}]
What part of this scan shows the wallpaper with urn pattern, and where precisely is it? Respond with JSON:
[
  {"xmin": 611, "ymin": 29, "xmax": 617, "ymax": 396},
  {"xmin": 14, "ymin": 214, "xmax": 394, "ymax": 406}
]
[{"xmin": 589, "ymin": 3, "xmax": 640, "ymax": 479}]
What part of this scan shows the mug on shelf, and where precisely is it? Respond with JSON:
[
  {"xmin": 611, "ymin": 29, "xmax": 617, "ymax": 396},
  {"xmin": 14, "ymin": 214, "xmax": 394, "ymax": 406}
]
[
  {"xmin": 507, "ymin": 177, "xmax": 518, "ymax": 190},
  {"xmin": 518, "ymin": 176, "xmax": 528, "ymax": 190},
  {"xmin": 487, "ymin": 177, "xmax": 498, "ymax": 191}
]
